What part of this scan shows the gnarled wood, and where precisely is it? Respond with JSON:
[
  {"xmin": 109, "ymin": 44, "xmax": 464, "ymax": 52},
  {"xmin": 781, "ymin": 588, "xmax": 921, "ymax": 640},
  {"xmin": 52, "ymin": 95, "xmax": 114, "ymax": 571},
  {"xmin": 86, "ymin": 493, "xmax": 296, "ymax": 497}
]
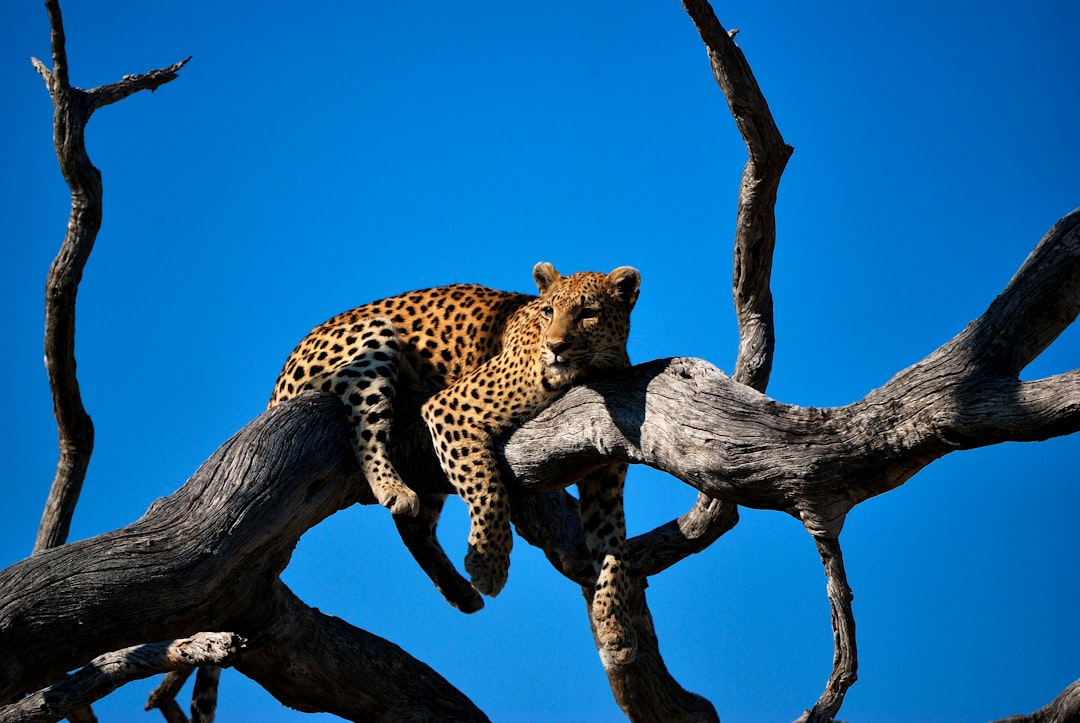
[
  {"xmin": 0, "ymin": 633, "xmax": 242, "ymax": 723},
  {"xmin": 0, "ymin": 394, "xmax": 486, "ymax": 721},
  {"xmin": 524, "ymin": 2, "xmax": 796, "ymax": 713},
  {"xmin": 2, "ymin": 199, "xmax": 1077, "ymax": 715},
  {"xmin": 16, "ymin": 1, "xmax": 1077, "ymax": 721},
  {"xmin": 994, "ymin": 679, "xmax": 1080, "ymax": 723},
  {"xmin": 31, "ymin": 0, "xmax": 189, "ymax": 555}
]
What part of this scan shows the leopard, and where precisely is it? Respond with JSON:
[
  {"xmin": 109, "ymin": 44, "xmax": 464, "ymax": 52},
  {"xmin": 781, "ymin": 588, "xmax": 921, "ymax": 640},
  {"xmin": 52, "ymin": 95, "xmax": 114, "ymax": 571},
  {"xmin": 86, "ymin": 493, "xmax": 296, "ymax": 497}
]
[{"xmin": 268, "ymin": 262, "xmax": 641, "ymax": 664}]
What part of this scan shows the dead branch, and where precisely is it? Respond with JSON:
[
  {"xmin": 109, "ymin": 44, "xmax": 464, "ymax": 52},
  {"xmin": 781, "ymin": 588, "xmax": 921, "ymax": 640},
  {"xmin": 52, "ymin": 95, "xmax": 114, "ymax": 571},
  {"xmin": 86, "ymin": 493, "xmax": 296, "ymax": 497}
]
[
  {"xmin": 508, "ymin": 3, "xmax": 795, "ymax": 715},
  {"xmin": 681, "ymin": 0, "xmax": 793, "ymax": 393},
  {"xmin": 498, "ymin": 210, "xmax": 1080, "ymax": 516},
  {"xmin": 0, "ymin": 393, "xmax": 486, "ymax": 721},
  {"xmin": 0, "ymin": 633, "xmax": 241, "ymax": 723},
  {"xmin": 14, "ymin": 2, "xmax": 1077, "ymax": 721},
  {"xmin": 30, "ymin": 0, "xmax": 189, "ymax": 554},
  {"xmin": 994, "ymin": 679, "xmax": 1080, "ymax": 723},
  {"xmin": 1, "ymin": 199, "xmax": 1075, "ymax": 716},
  {"xmin": 497, "ymin": 210, "xmax": 1080, "ymax": 721}
]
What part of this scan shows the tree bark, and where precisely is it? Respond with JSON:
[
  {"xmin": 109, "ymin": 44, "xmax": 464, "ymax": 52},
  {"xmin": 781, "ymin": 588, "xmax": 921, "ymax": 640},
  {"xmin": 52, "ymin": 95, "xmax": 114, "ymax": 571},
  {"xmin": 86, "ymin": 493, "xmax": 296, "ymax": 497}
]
[
  {"xmin": 16, "ymin": 1, "xmax": 1078, "ymax": 721},
  {"xmin": 0, "ymin": 393, "xmax": 486, "ymax": 721},
  {"xmin": 31, "ymin": 0, "xmax": 190, "ymax": 555},
  {"xmin": 2, "ymin": 206, "xmax": 1077, "ymax": 719},
  {"xmin": 996, "ymin": 679, "xmax": 1080, "ymax": 723},
  {"xmin": 0, "ymin": 633, "xmax": 241, "ymax": 723}
]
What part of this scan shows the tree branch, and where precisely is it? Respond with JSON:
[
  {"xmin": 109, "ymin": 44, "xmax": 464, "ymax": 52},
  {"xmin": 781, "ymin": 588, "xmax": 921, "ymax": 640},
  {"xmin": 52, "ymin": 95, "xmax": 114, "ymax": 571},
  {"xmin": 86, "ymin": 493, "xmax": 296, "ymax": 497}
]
[
  {"xmin": 801, "ymin": 537, "xmax": 857, "ymax": 722},
  {"xmin": 0, "ymin": 633, "xmax": 242, "ymax": 723},
  {"xmin": 681, "ymin": 0, "xmax": 792, "ymax": 392},
  {"xmin": 940, "ymin": 371, "xmax": 1080, "ymax": 445},
  {"xmin": 2, "ymin": 200, "xmax": 1075, "ymax": 716},
  {"xmin": 0, "ymin": 394, "xmax": 485, "ymax": 720},
  {"xmin": 496, "ymin": 207, "xmax": 1078, "ymax": 718},
  {"xmin": 235, "ymin": 582, "xmax": 488, "ymax": 722},
  {"xmin": 521, "ymin": 4, "xmax": 795, "ymax": 714},
  {"xmin": 994, "ymin": 678, "xmax": 1080, "ymax": 723},
  {"xmin": 85, "ymin": 57, "xmax": 193, "ymax": 111},
  {"xmin": 960, "ymin": 208, "xmax": 1080, "ymax": 376},
  {"xmin": 30, "ymin": 0, "xmax": 190, "ymax": 555}
]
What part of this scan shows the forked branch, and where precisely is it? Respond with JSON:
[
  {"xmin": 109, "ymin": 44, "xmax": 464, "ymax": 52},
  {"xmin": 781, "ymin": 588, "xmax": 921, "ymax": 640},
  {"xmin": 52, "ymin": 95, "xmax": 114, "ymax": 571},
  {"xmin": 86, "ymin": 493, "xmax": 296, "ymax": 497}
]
[
  {"xmin": 30, "ymin": 0, "xmax": 189, "ymax": 554},
  {"xmin": 502, "ymin": 4, "xmax": 796, "ymax": 717},
  {"xmin": 0, "ymin": 395, "xmax": 487, "ymax": 720},
  {"xmin": 681, "ymin": 0, "xmax": 793, "ymax": 392},
  {"xmin": 14, "ymin": 2, "xmax": 1077, "ymax": 721}
]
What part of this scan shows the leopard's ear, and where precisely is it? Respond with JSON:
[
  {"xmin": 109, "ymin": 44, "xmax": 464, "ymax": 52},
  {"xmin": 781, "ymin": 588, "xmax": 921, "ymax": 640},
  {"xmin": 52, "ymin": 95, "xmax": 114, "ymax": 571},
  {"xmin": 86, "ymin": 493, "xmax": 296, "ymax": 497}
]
[
  {"xmin": 533, "ymin": 262, "xmax": 562, "ymax": 295},
  {"xmin": 607, "ymin": 266, "xmax": 641, "ymax": 309}
]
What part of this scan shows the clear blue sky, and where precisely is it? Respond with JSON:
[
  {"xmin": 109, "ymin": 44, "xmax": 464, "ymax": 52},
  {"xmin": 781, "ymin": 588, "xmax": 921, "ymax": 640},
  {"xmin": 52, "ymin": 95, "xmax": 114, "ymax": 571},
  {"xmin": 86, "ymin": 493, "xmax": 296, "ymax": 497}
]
[{"xmin": 3, "ymin": 2, "xmax": 1078, "ymax": 721}]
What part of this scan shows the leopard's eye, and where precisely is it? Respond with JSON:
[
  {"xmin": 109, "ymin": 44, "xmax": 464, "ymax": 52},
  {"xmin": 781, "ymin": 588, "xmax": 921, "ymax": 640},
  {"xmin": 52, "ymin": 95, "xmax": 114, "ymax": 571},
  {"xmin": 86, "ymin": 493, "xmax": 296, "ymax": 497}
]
[
  {"xmin": 540, "ymin": 305, "xmax": 554, "ymax": 319},
  {"xmin": 577, "ymin": 307, "xmax": 600, "ymax": 322}
]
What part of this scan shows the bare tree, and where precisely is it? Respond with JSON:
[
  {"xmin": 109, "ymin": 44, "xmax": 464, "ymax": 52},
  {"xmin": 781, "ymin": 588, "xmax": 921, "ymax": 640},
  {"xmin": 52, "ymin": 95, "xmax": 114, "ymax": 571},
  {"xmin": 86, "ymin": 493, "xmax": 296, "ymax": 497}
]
[{"xmin": 2, "ymin": 2, "xmax": 1077, "ymax": 722}]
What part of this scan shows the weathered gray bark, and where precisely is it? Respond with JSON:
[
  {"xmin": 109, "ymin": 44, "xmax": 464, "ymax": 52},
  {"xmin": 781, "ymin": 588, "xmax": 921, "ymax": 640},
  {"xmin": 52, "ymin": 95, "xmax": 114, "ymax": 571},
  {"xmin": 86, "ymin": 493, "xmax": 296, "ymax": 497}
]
[
  {"xmin": 997, "ymin": 679, "xmax": 1080, "ymax": 723},
  {"xmin": 502, "ymin": 210, "xmax": 1080, "ymax": 524},
  {"xmin": 2, "ymin": 198, "xmax": 1077, "ymax": 715},
  {"xmin": 0, "ymin": 634, "xmax": 241, "ymax": 723},
  {"xmin": 0, "ymin": 393, "xmax": 487, "ymax": 721},
  {"xmin": 13, "ymin": 0, "xmax": 1078, "ymax": 721},
  {"xmin": 31, "ymin": 0, "xmax": 189, "ymax": 554}
]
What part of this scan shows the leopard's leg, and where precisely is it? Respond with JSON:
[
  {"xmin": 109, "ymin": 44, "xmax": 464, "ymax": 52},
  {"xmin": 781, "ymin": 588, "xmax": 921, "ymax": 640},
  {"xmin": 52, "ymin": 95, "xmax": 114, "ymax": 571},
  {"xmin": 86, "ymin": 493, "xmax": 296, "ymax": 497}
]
[
  {"xmin": 322, "ymin": 317, "xmax": 419, "ymax": 516},
  {"xmin": 578, "ymin": 462, "xmax": 637, "ymax": 665},
  {"xmin": 422, "ymin": 397, "xmax": 512, "ymax": 597},
  {"xmin": 394, "ymin": 493, "xmax": 484, "ymax": 613},
  {"xmin": 190, "ymin": 665, "xmax": 221, "ymax": 723}
]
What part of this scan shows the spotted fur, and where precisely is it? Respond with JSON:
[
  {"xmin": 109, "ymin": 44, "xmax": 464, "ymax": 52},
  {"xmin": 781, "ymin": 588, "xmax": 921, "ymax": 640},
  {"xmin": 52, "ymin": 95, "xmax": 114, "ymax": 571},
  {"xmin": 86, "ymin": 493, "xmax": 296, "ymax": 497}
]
[{"xmin": 270, "ymin": 262, "xmax": 641, "ymax": 662}]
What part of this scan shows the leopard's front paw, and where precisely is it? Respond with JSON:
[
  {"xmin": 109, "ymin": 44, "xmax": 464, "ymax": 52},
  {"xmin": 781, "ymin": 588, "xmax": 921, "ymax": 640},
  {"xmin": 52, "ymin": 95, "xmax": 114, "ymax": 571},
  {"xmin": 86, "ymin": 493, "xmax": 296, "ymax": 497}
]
[
  {"xmin": 464, "ymin": 545, "xmax": 509, "ymax": 597},
  {"xmin": 595, "ymin": 612, "xmax": 638, "ymax": 666},
  {"xmin": 373, "ymin": 480, "xmax": 420, "ymax": 517},
  {"xmin": 384, "ymin": 489, "xmax": 420, "ymax": 517}
]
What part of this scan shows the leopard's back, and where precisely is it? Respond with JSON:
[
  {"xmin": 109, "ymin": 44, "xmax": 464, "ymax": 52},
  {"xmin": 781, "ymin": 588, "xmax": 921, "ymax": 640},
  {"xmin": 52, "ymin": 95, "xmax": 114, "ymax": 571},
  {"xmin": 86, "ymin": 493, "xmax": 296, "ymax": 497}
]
[{"xmin": 269, "ymin": 284, "xmax": 534, "ymax": 405}]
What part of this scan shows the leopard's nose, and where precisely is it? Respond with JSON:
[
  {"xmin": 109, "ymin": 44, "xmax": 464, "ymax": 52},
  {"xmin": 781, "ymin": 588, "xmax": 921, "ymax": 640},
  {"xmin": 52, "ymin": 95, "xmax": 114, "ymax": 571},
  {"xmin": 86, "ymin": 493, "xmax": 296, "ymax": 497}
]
[{"xmin": 546, "ymin": 339, "xmax": 569, "ymax": 355}]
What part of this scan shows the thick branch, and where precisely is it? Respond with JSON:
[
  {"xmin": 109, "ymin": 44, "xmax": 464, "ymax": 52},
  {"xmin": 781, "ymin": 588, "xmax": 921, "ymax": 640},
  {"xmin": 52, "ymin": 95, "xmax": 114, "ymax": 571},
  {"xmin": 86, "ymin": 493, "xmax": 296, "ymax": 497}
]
[
  {"xmin": 235, "ymin": 583, "xmax": 487, "ymax": 722},
  {"xmin": 2, "ymin": 203, "xmax": 1075, "ymax": 711},
  {"xmin": 499, "ymin": 211, "xmax": 1080, "ymax": 532},
  {"xmin": 960, "ymin": 208, "xmax": 1080, "ymax": 376},
  {"xmin": 0, "ymin": 394, "xmax": 484, "ymax": 720},
  {"xmin": 0, "ymin": 634, "xmax": 242, "ymax": 723},
  {"xmin": 651, "ymin": 4, "xmax": 793, "ymax": 667},
  {"xmin": 995, "ymin": 679, "xmax": 1080, "ymax": 723}
]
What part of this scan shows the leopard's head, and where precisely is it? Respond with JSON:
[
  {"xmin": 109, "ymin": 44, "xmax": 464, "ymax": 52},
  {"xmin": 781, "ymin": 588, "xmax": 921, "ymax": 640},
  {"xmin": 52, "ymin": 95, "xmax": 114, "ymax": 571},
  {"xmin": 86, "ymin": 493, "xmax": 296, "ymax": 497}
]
[{"xmin": 532, "ymin": 261, "xmax": 641, "ymax": 386}]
